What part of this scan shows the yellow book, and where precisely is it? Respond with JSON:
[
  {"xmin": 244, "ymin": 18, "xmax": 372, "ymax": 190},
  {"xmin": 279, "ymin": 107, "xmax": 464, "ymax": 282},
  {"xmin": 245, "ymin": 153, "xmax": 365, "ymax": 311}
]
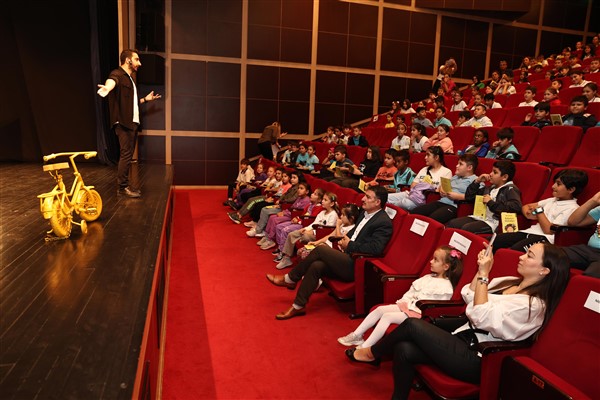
[
  {"xmin": 358, "ymin": 179, "xmax": 368, "ymax": 193},
  {"xmin": 440, "ymin": 177, "xmax": 452, "ymax": 193},
  {"xmin": 501, "ymin": 212, "xmax": 519, "ymax": 233},
  {"xmin": 473, "ymin": 195, "xmax": 487, "ymax": 219},
  {"xmin": 422, "ymin": 175, "xmax": 433, "ymax": 185}
]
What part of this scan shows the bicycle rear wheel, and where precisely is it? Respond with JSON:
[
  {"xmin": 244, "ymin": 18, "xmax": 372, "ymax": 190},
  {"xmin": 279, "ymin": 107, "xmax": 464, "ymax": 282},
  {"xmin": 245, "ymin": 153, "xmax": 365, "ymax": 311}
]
[
  {"xmin": 49, "ymin": 199, "xmax": 72, "ymax": 237},
  {"xmin": 76, "ymin": 189, "xmax": 103, "ymax": 222}
]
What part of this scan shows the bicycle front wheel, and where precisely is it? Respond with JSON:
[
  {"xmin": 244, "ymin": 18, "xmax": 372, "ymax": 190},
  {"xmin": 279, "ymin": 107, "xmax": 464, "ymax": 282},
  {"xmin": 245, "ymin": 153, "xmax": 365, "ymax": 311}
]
[
  {"xmin": 76, "ymin": 189, "xmax": 103, "ymax": 222},
  {"xmin": 49, "ymin": 199, "xmax": 72, "ymax": 237}
]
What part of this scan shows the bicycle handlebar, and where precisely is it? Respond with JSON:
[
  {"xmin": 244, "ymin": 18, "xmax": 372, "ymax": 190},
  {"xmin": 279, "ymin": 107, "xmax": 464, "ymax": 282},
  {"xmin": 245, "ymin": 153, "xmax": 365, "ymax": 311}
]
[{"xmin": 43, "ymin": 151, "xmax": 98, "ymax": 162}]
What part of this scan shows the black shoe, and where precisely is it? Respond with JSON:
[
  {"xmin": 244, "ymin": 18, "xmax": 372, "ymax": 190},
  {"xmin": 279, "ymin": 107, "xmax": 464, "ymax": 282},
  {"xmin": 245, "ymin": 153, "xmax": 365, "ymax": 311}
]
[
  {"xmin": 118, "ymin": 187, "xmax": 141, "ymax": 198},
  {"xmin": 226, "ymin": 200, "xmax": 240, "ymax": 210},
  {"xmin": 344, "ymin": 348, "xmax": 380, "ymax": 366}
]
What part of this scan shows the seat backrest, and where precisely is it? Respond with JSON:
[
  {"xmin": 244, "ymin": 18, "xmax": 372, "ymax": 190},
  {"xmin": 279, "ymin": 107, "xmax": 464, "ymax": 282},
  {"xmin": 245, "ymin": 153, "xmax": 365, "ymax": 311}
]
[
  {"xmin": 485, "ymin": 108, "xmax": 507, "ymax": 126},
  {"xmin": 493, "ymin": 94, "xmax": 508, "ymax": 107},
  {"xmin": 450, "ymin": 126, "xmax": 475, "ymax": 153},
  {"xmin": 570, "ymin": 126, "xmax": 600, "ymax": 169},
  {"xmin": 512, "ymin": 162, "xmax": 552, "ymax": 204},
  {"xmin": 381, "ymin": 214, "xmax": 444, "ymax": 275},
  {"xmin": 345, "ymin": 145, "xmax": 367, "ymax": 165},
  {"xmin": 510, "ymin": 125, "xmax": 540, "ymax": 161},
  {"xmin": 502, "ymin": 106, "xmax": 534, "ymax": 128},
  {"xmin": 558, "ymin": 86, "xmax": 583, "ymax": 104},
  {"xmin": 529, "ymin": 275, "xmax": 600, "ymax": 399},
  {"xmin": 540, "ymin": 166, "xmax": 600, "ymax": 205},
  {"xmin": 504, "ymin": 93, "xmax": 525, "ymax": 109},
  {"xmin": 489, "ymin": 249, "xmax": 522, "ymax": 279},
  {"xmin": 586, "ymin": 102, "xmax": 600, "ymax": 119},
  {"xmin": 527, "ymin": 125, "xmax": 583, "ymax": 165},
  {"xmin": 424, "ymin": 228, "xmax": 488, "ymax": 300}
]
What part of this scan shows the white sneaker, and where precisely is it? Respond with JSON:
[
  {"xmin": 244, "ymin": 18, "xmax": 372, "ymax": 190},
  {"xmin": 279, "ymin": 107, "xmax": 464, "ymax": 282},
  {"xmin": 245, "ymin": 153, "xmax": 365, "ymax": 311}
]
[
  {"xmin": 337, "ymin": 332, "xmax": 364, "ymax": 347},
  {"xmin": 315, "ymin": 278, "xmax": 323, "ymax": 292},
  {"xmin": 244, "ymin": 221, "xmax": 256, "ymax": 228},
  {"xmin": 255, "ymin": 231, "xmax": 265, "ymax": 238},
  {"xmin": 257, "ymin": 237, "xmax": 268, "ymax": 246},
  {"xmin": 276, "ymin": 256, "xmax": 293, "ymax": 270},
  {"xmin": 246, "ymin": 229, "xmax": 256, "ymax": 237}
]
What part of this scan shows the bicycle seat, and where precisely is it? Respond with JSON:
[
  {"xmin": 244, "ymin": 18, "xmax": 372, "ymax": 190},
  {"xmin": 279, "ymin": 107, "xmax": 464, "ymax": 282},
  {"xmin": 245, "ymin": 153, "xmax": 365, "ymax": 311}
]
[{"xmin": 43, "ymin": 162, "xmax": 70, "ymax": 172}]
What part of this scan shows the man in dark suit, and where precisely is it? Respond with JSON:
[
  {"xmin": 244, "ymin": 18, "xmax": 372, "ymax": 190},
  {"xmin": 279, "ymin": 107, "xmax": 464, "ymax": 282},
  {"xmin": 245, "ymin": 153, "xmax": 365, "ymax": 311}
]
[
  {"xmin": 267, "ymin": 186, "xmax": 393, "ymax": 320},
  {"xmin": 97, "ymin": 49, "xmax": 161, "ymax": 198}
]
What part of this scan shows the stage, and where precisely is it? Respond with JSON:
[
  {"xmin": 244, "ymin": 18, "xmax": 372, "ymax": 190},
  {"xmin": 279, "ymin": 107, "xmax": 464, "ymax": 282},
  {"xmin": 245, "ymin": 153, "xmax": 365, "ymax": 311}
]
[{"xmin": 0, "ymin": 161, "xmax": 173, "ymax": 399}]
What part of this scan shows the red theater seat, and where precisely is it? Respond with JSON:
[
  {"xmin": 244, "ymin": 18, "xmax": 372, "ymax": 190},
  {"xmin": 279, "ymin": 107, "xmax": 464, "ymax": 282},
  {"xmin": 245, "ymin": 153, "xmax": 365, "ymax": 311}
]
[{"xmin": 527, "ymin": 125, "xmax": 583, "ymax": 166}]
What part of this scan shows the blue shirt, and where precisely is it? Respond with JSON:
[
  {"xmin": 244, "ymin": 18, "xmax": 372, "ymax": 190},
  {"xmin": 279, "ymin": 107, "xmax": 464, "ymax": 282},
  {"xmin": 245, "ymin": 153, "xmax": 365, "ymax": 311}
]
[
  {"xmin": 391, "ymin": 167, "xmax": 416, "ymax": 190},
  {"xmin": 434, "ymin": 117, "xmax": 452, "ymax": 128},
  {"xmin": 439, "ymin": 174, "xmax": 477, "ymax": 206},
  {"xmin": 588, "ymin": 206, "xmax": 600, "ymax": 249}
]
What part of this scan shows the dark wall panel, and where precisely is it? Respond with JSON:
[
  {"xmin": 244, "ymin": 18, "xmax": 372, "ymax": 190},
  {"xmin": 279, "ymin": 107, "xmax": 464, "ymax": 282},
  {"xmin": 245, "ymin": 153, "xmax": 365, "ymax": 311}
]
[
  {"xmin": 246, "ymin": 99, "xmax": 278, "ymax": 132},
  {"xmin": 281, "ymin": 28, "xmax": 311, "ymax": 63},
  {"xmin": 316, "ymin": 71, "xmax": 346, "ymax": 103},
  {"xmin": 314, "ymin": 103, "xmax": 344, "ymax": 134},
  {"xmin": 248, "ymin": 24, "xmax": 280, "ymax": 60},
  {"xmin": 318, "ymin": 0, "xmax": 349, "ymax": 34},
  {"xmin": 317, "ymin": 32, "xmax": 347, "ymax": 67},
  {"xmin": 378, "ymin": 76, "xmax": 408, "ymax": 114},
  {"xmin": 138, "ymin": 135, "xmax": 165, "ymax": 163},
  {"xmin": 247, "ymin": 65, "xmax": 278, "ymax": 100},
  {"xmin": 171, "ymin": 137, "xmax": 238, "ymax": 185}
]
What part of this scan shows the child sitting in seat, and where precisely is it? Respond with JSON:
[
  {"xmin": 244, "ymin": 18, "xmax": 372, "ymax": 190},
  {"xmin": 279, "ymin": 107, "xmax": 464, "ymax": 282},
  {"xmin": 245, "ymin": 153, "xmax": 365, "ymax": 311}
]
[
  {"xmin": 522, "ymin": 101, "xmax": 552, "ymax": 129},
  {"xmin": 387, "ymin": 150, "xmax": 416, "ymax": 192},
  {"xmin": 271, "ymin": 188, "xmax": 324, "ymax": 259},
  {"xmin": 337, "ymin": 245, "xmax": 463, "ymax": 348},
  {"xmin": 258, "ymin": 181, "xmax": 313, "ymax": 250},
  {"xmin": 384, "ymin": 113, "xmax": 396, "ymax": 129},
  {"xmin": 296, "ymin": 144, "xmax": 320, "ymax": 171},
  {"xmin": 493, "ymin": 169, "xmax": 588, "ymax": 252},
  {"xmin": 423, "ymin": 124, "xmax": 454, "ymax": 154},
  {"xmin": 322, "ymin": 126, "xmax": 337, "ymax": 144},
  {"xmin": 463, "ymin": 104, "xmax": 493, "ymax": 128},
  {"xmin": 399, "ymin": 99, "xmax": 416, "ymax": 114},
  {"xmin": 357, "ymin": 146, "xmax": 382, "ymax": 179},
  {"xmin": 388, "ymin": 146, "xmax": 452, "ymax": 211},
  {"xmin": 225, "ymin": 158, "xmax": 254, "ymax": 205},
  {"xmin": 455, "ymin": 110, "xmax": 472, "ymax": 127},
  {"xmin": 518, "ymin": 86, "xmax": 539, "ymax": 107},
  {"xmin": 229, "ymin": 162, "xmax": 268, "ymax": 210},
  {"xmin": 458, "ymin": 128, "xmax": 490, "ymax": 157},
  {"xmin": 543, "ymin": 87, "xmax": 562, "ymax": 106},
  {"xmin": 281, "ymin": 141, "xmax": 299, "ymax": 166},
  {"xmin": 433, "ymin": 106, "xmax": 452, "ymax": 127},
  {"xmin": 412, "ymin": 154, "xmax": 478, "ymax": 223},
  {"xmin": 409, "ymin": 123, "xmax": 428, "ymax": 153},
  {"xmin": 450, "ymin": 91, "xmax": 468, "ymax": 112},
  {"xmin": 486, "ymin": 127, "xmax": 520, "ymax": 160},
  {"xmin": 391, "ymin": 123, "xmax": 410, "ymax": 151},
  {"xmin": 484, "ymin": 93, "xmax": 502, "ymax": 109},
  {"xmin": 562, "ymin": 95, "xmax": 598, "ymax": 133},
  {"xmin": 247, "ymin": 171, "xmax": 303, "ymax": 237},
  {"xmin": 447, "ymin": 160, "xmax": 522, "ymax": 235},
  {"xmin": 274, "ymin": 192, "xmax": 340, "ymax": 269},
  {"xmin": 583, "ymin": 82, "xmax": 600, "ymax": 103},
  {"xmin": 413, "ymin": 106, "xmax": 434, "ymax": 128},
  {"xmin": 369, "ymin": 148, "xmax": 398, "ymax": 186},
  {"xmin": 228, "ymin": 168, "xmax": 284, "ymax": 224}
]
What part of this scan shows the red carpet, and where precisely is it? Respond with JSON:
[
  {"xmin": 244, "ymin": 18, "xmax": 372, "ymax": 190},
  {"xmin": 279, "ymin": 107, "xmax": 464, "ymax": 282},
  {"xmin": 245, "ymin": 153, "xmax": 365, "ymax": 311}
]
[{"xmin": 162, "ymin": 189, "xmax": 430, "ymax": 399}]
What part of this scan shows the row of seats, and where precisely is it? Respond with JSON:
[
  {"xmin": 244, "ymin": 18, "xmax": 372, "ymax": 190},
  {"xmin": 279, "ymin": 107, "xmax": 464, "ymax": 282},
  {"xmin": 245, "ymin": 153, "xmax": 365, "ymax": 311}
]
[
  {"xmin": 306, "ymin": 125, "xmax": 600, "ymax": 169},
  {"xmin": 256, "ymin": 157, "xmax": 598, "ymax": 399}
]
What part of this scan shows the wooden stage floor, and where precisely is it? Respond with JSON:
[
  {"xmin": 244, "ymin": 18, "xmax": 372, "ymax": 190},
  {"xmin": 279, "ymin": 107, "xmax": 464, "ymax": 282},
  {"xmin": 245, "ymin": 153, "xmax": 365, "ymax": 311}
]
[{"xmin": 0, "ymin": 161, "xmax": 172, "ymax": 399}]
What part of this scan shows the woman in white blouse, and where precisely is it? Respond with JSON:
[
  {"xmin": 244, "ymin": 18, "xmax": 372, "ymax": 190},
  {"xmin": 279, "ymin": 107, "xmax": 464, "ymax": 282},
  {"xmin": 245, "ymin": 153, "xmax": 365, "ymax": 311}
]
[{"xmin": 346, "ymin": 242, "xmax": 570, "ymax": 400}]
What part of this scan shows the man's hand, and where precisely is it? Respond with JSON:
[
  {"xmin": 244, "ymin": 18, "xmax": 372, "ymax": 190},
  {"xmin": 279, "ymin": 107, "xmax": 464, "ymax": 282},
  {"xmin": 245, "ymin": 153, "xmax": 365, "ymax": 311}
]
[
  {"xmin": 338, "ymin": 236, "xmax": 350, "ymax": 251},
  {"xmin": 143, "ymin": 91, "xmax": 162, "ymax": 102}
]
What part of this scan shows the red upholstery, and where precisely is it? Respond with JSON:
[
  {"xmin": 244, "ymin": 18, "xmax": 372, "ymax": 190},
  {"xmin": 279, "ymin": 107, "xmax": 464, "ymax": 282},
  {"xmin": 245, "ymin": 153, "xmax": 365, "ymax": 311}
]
[
  {"xmin": 493, "ymin": 94, "xmax": 508, "ymax": 107},
  {"xmin": 361, "ymin": 215, "xmax": 445, "ymax": 313},
  {"xmin": 484, "ymin": 108, "xmax": 507, "ymax": 126},
  {"xmin": 558, "ymin": 86, "xmax": 583, "ymax": 104},
  {"xmin": 511, "ymin": 162, "xmax": 552, "ymax": 205},
  {"xmin": 499, "ymin": 275, "xmax": 600, "ymax": 400},
  {"xmin": 501, "ymin": 106, "xmax": 534, "ymax": 127},
  {"xmin": 322, "ymin": 205, "xmax": 408, "ymax": 305},
  {"xmin": 449, "ymin": 126, "xmax": 475, "ymax": 154},
  {"xmin": 587, "ymin": 102, "xmax": 600, "ymax": 119},
  {"xmin": 570, "ymin": 126, "xmax": 600, "ymax": 169},
  {"xmin": 504, "ymin": 93, "xmax": 525, "ymax": 109},
  {"xmin": 346, "ymin": 145, "xmax": 367, "ymax": 165},
  {"xmin": 527, "ymin": 125, "xmax": 583, "ymax": 166},
  {"xmin": 510, "ymin": 125, "xmax": 540, "ymax": 161}
]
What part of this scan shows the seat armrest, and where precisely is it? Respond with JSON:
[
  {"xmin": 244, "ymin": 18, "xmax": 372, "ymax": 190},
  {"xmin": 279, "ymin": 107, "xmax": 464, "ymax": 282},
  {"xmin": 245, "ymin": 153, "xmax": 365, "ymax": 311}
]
[
  {"xmin": 416, "ymin": 299, "xmax": 466, "ymax": 311},
  {"xmin": 477, "ymin": 339, "xmax": 532, "ymax": 355},
  {"xmin": 550, "ymin": 223, "xmax": 595, "ymax": 233},
  {"xmin": 539, "ymin": 161, "xmax": 566, "ymax": 167}
]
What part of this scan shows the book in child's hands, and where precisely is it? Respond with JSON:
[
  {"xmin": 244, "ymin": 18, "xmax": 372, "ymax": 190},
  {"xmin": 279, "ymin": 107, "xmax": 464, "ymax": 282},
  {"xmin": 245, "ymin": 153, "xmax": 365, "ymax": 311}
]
[
  {"xmin": 550, "ymin": 114, "xmax": 563, "ymax": 126},
  {"xmin": 440, "ymin": 177, "xmax": 452, "ymax": 193},
  {"xmin": 358, "ymin": 179, "xmax": 368, "ymax": 193},
  {"xmin": 501, "ymin": 212, "xmax": 519, "ymax": 233},
  {"xmin": 473, "ymin": 195, "xmax": 487, "ymax": 219}
]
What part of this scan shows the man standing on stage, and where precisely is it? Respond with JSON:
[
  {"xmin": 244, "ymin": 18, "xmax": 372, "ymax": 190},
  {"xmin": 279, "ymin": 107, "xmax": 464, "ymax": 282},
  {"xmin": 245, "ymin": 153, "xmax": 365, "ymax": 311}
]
[{"xmin": 97, "ymin": 49, "xmax": 161, "ymax": 198}]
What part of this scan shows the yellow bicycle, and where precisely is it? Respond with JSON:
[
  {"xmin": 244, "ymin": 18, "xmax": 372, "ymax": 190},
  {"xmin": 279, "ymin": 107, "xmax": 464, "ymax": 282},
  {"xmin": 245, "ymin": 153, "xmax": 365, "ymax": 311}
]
[{"xmin": 37, "ymin": 151, "xmax": 103, "ymax": 239}]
